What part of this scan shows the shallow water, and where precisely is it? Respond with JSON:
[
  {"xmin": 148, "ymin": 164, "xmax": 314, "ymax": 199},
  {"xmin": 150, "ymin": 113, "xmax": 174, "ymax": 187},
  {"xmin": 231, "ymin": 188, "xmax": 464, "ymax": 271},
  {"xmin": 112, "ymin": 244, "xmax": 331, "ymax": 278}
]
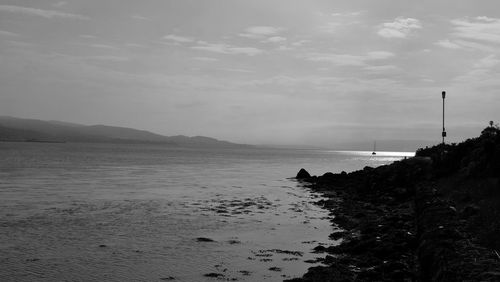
[{"xmin": 0, "ymin": 143, "xmax": 412, "ymax": 281}]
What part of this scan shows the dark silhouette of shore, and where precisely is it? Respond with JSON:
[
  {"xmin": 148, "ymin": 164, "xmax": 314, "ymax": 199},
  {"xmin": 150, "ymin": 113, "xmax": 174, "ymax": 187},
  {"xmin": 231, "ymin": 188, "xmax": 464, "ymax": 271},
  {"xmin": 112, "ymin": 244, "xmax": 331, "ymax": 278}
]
[{"xmin": 290, "ymin": 125, "xmax": 500, "ymax": 281}]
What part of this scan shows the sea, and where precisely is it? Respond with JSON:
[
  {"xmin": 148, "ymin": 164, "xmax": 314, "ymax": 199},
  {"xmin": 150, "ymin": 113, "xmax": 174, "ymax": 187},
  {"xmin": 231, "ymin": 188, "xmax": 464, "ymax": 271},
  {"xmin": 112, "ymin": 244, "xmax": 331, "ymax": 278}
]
[{"xmin": 0, "ymin": 142, "xmax": 414, "ymax": 281}]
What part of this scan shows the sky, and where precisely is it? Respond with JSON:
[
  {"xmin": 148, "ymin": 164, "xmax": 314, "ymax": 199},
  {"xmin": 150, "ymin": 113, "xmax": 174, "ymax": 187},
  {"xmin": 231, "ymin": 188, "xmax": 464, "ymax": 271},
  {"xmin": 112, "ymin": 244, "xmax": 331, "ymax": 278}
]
[{"xmin": 1, "ymin": 0, "xmax": 499, "ymax": 148}]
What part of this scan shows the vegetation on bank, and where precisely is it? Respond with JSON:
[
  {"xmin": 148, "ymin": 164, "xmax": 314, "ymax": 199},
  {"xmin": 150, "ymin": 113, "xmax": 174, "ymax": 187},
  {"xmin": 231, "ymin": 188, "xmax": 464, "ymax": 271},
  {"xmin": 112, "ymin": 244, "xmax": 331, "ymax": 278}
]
[
  {"xmin": 416, "ymin": 122, "xmax": 500, "ymax": 178},
  {"xmin": 416, "ymin": 123, "xmax": 500, "ymax": 250}
]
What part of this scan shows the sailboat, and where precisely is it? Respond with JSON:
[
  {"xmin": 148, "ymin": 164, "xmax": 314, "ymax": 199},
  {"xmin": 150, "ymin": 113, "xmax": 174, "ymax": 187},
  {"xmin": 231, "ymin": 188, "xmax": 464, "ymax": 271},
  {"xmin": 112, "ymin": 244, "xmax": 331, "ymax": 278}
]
[{"xmin": 372, "ymin": 141, "xmax": 377, "ymax": 155}]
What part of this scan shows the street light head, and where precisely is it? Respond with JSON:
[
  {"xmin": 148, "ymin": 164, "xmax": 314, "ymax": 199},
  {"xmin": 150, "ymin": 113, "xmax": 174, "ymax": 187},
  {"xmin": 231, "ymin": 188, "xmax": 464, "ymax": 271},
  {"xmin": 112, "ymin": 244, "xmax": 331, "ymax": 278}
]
[{"xmin": 442, "ymin": 91, "xmax": 446, "ymax": 99}]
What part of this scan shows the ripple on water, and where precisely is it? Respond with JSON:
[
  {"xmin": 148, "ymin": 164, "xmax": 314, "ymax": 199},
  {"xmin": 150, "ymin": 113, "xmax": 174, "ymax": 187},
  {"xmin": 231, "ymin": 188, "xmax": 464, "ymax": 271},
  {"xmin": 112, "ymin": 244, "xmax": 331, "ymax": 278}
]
[{"xmin": 1, "ymin": 144, "xmax": 407, "ymax": 281}]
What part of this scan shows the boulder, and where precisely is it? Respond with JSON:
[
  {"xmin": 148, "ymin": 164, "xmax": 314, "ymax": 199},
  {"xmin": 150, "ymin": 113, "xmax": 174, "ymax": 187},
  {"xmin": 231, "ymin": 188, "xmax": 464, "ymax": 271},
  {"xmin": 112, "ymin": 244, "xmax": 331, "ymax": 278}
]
[{"xmin": 296, "ymin": 168, "xmax": 311, "ymax": 179}]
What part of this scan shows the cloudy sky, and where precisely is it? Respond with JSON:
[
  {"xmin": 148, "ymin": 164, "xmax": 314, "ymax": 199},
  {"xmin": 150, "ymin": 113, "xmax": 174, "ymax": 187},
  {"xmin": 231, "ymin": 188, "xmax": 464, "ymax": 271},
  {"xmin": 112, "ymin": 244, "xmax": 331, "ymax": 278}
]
[{"xmin": 1, "ymin": 0, "xmax": 499, "ymax": 147}]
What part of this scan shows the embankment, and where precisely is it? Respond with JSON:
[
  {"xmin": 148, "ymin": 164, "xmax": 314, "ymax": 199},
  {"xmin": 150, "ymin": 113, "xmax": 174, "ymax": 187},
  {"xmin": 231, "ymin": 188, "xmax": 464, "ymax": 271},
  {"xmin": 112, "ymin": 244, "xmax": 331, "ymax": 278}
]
[{"xmin": 288, "ymin": 126, "xmax": 500, "ymax": 281}]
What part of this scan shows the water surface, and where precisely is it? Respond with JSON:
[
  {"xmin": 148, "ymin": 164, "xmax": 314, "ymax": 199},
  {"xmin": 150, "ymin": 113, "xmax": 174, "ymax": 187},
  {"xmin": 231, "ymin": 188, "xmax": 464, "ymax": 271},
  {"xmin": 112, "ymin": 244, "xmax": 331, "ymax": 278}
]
[{"xmin": 0, "ymin": 143, "xmax": 412, "ymax": 281}]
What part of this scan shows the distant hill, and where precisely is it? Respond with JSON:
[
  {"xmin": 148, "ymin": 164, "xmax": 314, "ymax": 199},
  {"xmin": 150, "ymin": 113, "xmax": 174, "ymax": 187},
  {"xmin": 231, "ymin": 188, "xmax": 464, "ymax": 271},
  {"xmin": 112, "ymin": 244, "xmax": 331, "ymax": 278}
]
[
  {"xmin": 0, "ymin": 116, "xmax": 250, "ymax": 148},
  {"xmin": 168, "ymin": 135, "xmax": 245, "ymax": 148}
]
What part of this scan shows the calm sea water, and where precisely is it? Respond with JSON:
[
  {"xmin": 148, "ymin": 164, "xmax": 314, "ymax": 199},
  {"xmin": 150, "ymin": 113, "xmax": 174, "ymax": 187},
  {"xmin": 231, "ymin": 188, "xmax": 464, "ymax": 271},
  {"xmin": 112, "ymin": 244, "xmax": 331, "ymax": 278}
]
[{"xmin": 0, "ymin": 142, "xmax": 413, "ymax": 281}]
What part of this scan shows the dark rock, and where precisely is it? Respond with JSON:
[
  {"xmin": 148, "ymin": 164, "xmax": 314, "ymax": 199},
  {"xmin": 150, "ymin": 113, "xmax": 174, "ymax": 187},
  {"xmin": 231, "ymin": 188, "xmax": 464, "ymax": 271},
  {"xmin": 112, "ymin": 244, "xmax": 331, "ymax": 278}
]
[
  {"xmin": 312, "ymin": 245, "xmax": 326, "ymax": 253},
  {"xmin": 203, "ymin": 273, "xmax": 224, "ymax": 278},
  {"xmin": 332, "ymin": 214, "xmax": 353, "ymax": 227},
  {"xmin": 462, "ymin": 204, "xmax": 480, "ymax": 217},
  {"xmin": 323, "ymin": 255, "xmax": 336, "ymax": 264},
  {"xmin": 304, "ymin": 259, "xmax": 322, "ymax": 263},
  {"xmin": 266, "ymin": 249, "xmax": 303, "ymax": 256},
  {"xmin": 329, "ymin": 231, "xmax": 347, "ymax": 240},
  {"xmin": 354, "ymin": 212, "xmax": 366, "ymax": 218},
  {"xmin": 196, "ymin": 237, "xmax": 215, "ymax": 242},
  {"xmin": 239, "ymin": 270, "xmax": 251, "ymax": 276},
  {"xmin": 296, "ymin": 168, "xmax": 311, "ymax": 179},
  {"xmin": 322, "ymin": 172, "xmax": 335, "ymax": 178}
]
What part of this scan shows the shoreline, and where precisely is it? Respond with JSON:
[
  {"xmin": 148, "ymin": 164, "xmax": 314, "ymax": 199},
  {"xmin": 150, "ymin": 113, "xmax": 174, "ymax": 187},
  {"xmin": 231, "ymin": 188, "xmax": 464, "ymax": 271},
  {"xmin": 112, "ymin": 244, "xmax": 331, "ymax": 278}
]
[{"xmin": 289, "ymin": 127, "xmax": 500, "ymax": 281}]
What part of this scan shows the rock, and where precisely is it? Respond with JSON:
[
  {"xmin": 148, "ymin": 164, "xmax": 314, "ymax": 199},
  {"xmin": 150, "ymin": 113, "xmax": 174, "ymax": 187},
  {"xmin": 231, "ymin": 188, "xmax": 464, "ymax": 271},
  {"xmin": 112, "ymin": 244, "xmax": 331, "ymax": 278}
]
[
  {"xmin": 196, "ymin": 237, "xmax": 215, "ymax": 242},
  {"xmin": 354, "ymin": 212, "xmax": 366, "ymax": 218},
  {"xmin": 462, "ymin": 204, "xmax": 480, "ymax": 218},
  {"xmin": 329, "ymin": 231, "xmax": 347, "ymax": 240},
  {"xmin": 203, "ymin": 273, "xmax": 224, "ymax": 278},
  {"xmin": 323, "ymin": 172, "xmax": 334, "ymax": 177},
  {"xmin": 296, "ymin": 168, "xmax": 311, "ymax": 179},
  {"xmin": 313, "ymin": 245, "xmax": 326, "ymax": 253},
  {"xmin": 239, "ymin": 270, "xmax": 251, "ymax": 276}
]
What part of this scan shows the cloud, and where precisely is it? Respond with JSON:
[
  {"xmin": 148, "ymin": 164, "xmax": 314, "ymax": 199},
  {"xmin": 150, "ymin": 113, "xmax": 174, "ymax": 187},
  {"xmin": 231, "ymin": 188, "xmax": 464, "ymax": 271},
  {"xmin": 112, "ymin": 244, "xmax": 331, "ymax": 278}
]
[
  {"xmin": 452, "ymin": 54, "xmax": 500, "ymax": 87},
  {"xmin": 0, "ymin": 4, "xmax": 89, "ymax": 20},
  {"xmin": 191, "ymin": 42, "xmax": 264, "ymax": 56},
  {"xmin": 262, "ymin": 36, "xmax": 287, "ymax": 43},
  {"xmin": 216, "ymin": 68, "xmax": 254, "ymax": 73},
  {"xmin": 305, "ymin": 51, "xmax": 394, "ymax": 66},
  {"xmin": 52, "ymin": 2, "xmax": 67, "ymax": 8},
  {"xmin": 291, "ymin": 40, "xmax": 310, "ymax": 47},
  {"xmin": 87, "ymin": 56, "xmax": 130, "ymax": 62},
  {"xmin": 89, "ymin": 44, "xmax": 118, "ymax": 50},
  {"xmin": 317, "ymin": 13, "xmax": 364, "ymax": 34},
  {"xmin": 192, "ymin": 57, "xmax": 218, "ymax": 62},
  {"xmin": 132, "ymin": 15, "xmax": 150, "ymax": 21},
  {"xmin": 377, "ymin": 17, "xmax": 421, "ymax": 39},
  {"xmin": 0, "ymin": 30, "xmax": 19, "ymax": 37},
  {"xmin": 318, "ymin": 22, "xmax": 343, "ymax": 33},
  {"xmin": 243, "ymin": 75, "xmax": 302, "ymax": 88},
  {"xmin": 474, "ymin": 55, "xmax": 500, "ymax": 69},
  {"xmin": 435, "ymin": 39, "xmax": 462, "ymax": 49},
  {"xmin": 451, "ymin": 16, "xmax": 500, "ymax": 44},
  {"xmin": 80, "ymin": 34, "xmax": 97, "ymax": 39},
  {"xmin": 306, "ymin": 53, "xmax": 366, "ymax": 66},
  {"xmin": 125, "ymin": 43, "xmax": 147, "ymax": 48},
  {"xmin": 452, "ymin": 39, "xmax": 494, "ymax": 52},
  {"xmin": 366, "ymin": 51, "xmax": 395, "ymax": 60},
  {"xmin": 276, "ymin": 45, "xmax": 292, "ymax": 51},
  {"xmin": 436, "ymin": 17, "xmax": 500, "ymax": 52},
  {"xmin": 3, "ymin": 40, "xmax": 32, "ymax": 47},
  {"xmin": 239, "ymin": 26, "xmax": 283, "ymax": 38},
  {"xmin": 364, "ymin": 65, "xmax": 399, "ymax": 72},
  {"xmin": 163, "ymin": 34, "xmax": 195, "ymax": 43},
  {"xmin": 331, "ymin": 11, "xmax": 363, "ymax": 17}
]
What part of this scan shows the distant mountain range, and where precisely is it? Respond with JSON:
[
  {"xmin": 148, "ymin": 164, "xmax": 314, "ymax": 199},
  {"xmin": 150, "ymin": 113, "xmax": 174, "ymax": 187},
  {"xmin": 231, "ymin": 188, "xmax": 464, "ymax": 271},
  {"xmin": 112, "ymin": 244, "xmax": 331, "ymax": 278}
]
[{"xmin": 0, "ymin": 116, "xmax": 250, "ymax": 148}]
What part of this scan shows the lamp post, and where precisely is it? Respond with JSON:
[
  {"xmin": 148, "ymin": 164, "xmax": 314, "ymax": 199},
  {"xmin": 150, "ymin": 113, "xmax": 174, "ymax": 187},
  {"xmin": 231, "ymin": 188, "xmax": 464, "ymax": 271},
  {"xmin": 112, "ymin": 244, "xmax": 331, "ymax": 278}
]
[{"xmin": 442, "ymin": 91, "xmax": 446, "ymax": 145}]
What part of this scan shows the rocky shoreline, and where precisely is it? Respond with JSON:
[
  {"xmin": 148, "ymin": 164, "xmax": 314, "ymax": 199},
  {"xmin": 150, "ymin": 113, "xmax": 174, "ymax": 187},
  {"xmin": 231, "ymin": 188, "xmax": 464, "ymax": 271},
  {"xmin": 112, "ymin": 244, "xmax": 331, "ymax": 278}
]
[{"xmin": 288, "ymin": 126, "xmax": 500, "ymax": 281}]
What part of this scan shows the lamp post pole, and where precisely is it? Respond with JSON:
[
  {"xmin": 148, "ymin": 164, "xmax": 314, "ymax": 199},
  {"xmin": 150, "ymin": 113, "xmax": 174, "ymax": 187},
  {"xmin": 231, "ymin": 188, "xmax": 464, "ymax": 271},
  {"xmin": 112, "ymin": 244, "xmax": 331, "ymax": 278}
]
[{"xmin": 442, "ymin": 91, "xmax": 446, "ymax": 145}]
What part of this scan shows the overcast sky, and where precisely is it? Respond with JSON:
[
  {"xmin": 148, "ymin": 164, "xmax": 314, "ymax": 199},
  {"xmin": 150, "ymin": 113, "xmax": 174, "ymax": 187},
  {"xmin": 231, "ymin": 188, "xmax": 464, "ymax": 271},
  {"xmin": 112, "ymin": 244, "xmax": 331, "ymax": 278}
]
[{"xmin": 1, "ymin": 0, "xmax": 499, "ymax": 147}]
